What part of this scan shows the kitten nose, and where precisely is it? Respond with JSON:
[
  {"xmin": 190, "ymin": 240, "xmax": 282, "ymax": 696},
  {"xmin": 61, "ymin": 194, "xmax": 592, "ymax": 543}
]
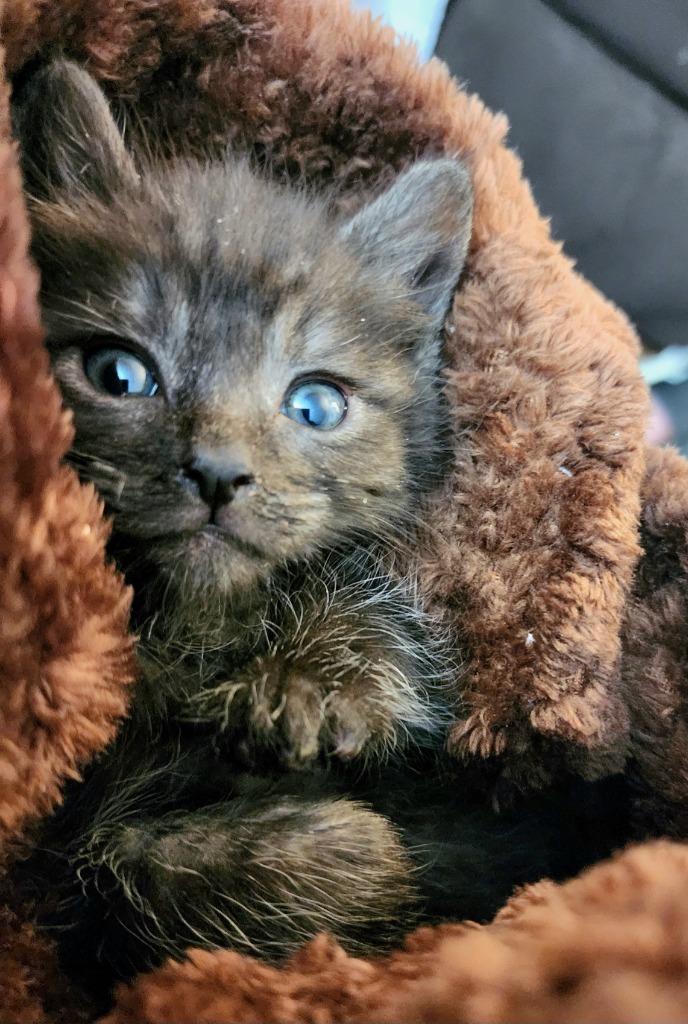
[{"xmin": 185, "ymin": 451, "xmax": 255, "ymax": 511}]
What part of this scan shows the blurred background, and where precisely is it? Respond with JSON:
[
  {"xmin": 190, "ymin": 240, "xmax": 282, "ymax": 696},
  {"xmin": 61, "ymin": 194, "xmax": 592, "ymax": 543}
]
[{"xmin": 352, "ymin": 0, "xmax": 688, "ymax": 454}]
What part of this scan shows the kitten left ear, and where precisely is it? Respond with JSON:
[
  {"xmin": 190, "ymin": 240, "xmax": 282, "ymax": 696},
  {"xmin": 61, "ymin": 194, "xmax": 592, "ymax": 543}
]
[
  {"xmin": 13, "ymin": 58, "xmax": 138, "ymax": 201},
  {"xmin": 340, "ymin": 159, "xmax": 473, "ymax": 326}
]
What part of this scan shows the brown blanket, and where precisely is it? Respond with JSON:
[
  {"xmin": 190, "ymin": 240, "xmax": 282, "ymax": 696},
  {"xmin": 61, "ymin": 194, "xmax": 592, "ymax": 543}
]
[{"xmin": 1, "ymin": 0, "xmax": 687, "ymax": 1019}]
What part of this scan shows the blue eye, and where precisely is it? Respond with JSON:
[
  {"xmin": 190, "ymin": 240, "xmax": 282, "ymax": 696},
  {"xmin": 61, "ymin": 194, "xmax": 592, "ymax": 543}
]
[
  {"xmin": 282, "ymin": 381, "xmax": 347, "ymax": 430},
  {"xmin": 85, "ymin": 347, "xmax": 159, "ymax": 397}
]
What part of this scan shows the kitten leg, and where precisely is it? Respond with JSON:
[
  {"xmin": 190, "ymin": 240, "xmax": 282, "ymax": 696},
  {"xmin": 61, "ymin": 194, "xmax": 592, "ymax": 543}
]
[
  {"xmin": 55, "ymin": 794, "xmax": 417, "ymax": 980},
  {"xmin": 189, "ymin": 551, "xmax": 456, "ymax": 766}
]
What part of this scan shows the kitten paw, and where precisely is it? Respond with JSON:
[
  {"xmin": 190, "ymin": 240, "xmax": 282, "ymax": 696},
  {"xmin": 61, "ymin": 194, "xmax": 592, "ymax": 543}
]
[
  {"xmin": 187, "ymin": 652, "xmax": 442, "ymax": 768},
  {"xmin": 250, "ymin": 665, "xmax": 397, "ymax": 766},
  {"xmin": 86, "ymin": 797, "xmax": 417, "ymax": 968}
]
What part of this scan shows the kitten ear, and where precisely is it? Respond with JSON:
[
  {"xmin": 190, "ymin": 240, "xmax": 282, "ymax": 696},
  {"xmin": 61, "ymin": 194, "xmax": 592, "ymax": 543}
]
[
  {"xmin": 13, "ymin": 58, "xmax": 137, "ymax": 200},
  {"xmin": 341, "ymin": 159, "xmax": 473, "ymax": 325}
]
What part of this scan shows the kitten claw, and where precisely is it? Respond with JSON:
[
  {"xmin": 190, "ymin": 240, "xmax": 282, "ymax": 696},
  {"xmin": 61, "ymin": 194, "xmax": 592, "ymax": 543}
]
[
  {"xmin": 280, "ymin": 739, "xmax": 319, "ymax": 769},
  {"xmin": 270, "ymin": 693, "xmax": 287, "ymax": 722},
  {"xmin": 332, "ymin": 736, "xmax": 364, "ymax": 759}
]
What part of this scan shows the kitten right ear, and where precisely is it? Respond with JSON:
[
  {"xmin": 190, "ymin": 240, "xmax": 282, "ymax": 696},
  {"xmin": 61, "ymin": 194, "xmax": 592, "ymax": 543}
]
[
  {"xmin": 12, "ymin": 59, "xmax": 137, "ymax": 200},
  {"xmin": 339, "ymin": 159, "xmax": 473, "ymax": 329}
]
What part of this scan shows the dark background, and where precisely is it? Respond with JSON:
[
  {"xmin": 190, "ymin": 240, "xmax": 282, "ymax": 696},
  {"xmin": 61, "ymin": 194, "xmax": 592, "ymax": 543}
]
[{"xmin": 436, "ymin": 0, "xmax": 688, "ymax": 452}]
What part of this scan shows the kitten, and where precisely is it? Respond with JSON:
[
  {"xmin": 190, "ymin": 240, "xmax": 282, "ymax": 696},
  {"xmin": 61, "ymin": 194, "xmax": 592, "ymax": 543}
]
[
  {"xmin": 11, "ymin": 57, "xmax": 470, "ymax": 985},
  {"xmin": 11, "ymin": 61, "xmax": 632, "ymax": 1001}
]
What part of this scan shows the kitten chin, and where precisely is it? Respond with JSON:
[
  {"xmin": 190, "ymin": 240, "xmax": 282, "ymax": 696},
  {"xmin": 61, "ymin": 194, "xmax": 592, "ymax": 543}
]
[{"xmin": 114, "ymin": 530, "xmax": 272, "ymax": 639}]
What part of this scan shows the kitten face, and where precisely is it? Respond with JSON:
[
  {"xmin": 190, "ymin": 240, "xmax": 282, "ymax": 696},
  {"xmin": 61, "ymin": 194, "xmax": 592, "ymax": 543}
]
[{"xmin": 15, "ymin": 61, "xmax": 473, "ymax": 602}]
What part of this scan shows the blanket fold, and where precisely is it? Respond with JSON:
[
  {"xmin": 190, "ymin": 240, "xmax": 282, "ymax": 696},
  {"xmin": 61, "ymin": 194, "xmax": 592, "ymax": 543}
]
[{"xmin": 0, "ymin": 0, "xmax": 687, "ymax": 1020}]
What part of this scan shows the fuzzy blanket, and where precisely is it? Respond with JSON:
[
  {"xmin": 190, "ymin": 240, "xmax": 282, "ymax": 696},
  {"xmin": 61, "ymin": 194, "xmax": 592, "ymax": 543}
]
[{"xmin": 1, "ymin": 0, "xmax": 688, "ymax": 1020}]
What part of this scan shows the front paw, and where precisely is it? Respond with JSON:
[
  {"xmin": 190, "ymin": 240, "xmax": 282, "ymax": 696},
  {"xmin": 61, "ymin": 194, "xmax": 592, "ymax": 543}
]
[
  {"xmin": 250, "ymin": 660, "xmax": 392, "ymax": 767},
  {"xmin": 85, "ymin": 798, "xmax": 417, "ymax": 968},
  {"xmin": 188, "ymin": 657, "xmax": 414, "ymax": 768}
]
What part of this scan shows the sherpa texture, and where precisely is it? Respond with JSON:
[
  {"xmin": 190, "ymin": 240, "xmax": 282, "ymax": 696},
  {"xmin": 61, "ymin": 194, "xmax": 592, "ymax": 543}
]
[{"xmin": 0, "ymin": 0, "xmax": 687, "ymax": 1020}]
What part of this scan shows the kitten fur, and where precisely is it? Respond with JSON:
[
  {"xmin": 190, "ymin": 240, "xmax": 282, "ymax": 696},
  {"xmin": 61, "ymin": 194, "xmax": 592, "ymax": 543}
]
[{"xmin": 11, "ymin": 60, "xmax": 631, "ymax": 1004}]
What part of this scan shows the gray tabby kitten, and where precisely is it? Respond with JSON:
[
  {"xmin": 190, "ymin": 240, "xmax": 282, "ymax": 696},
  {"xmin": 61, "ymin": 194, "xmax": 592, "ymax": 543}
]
[{"xmin": 12, "ymin": 58, "xmax": 471, "ymax": 985}]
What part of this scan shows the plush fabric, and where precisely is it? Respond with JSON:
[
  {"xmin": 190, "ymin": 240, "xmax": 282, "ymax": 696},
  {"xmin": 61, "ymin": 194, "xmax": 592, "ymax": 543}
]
[{"xmin": 0, "ymin": 0, "xmax": 687, "ymax": 1020}]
